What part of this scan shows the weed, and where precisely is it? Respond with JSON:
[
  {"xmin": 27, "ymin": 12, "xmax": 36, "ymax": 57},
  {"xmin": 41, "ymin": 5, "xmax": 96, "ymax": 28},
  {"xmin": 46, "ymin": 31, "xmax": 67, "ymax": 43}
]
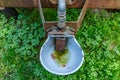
[{"xmin": 0, "ymin": 8, "xmax": 120, "ymax": 80}]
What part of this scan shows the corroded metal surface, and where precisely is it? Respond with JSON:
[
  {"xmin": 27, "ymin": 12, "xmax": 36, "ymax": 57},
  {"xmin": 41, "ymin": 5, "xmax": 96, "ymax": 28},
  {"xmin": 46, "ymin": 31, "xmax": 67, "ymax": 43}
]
[
  {"xmin": 0, "ymin": 0, "xmax": 120, "ymax": 9},
  {"xmin": 1, "ymin": 0, "xmax": 120, "ymax": 34},
  {"xmin": 44, "ymin": 0, "xmax": 89, "ymax": 33},
  {"xmin": 77, "ymin": 0, "xmax": 89, "ymax": 31},
  {"xmin": 55, "ymin": 38, "xmax": 66, "ymax": 51},
  {"xmin": 50, "ymin": 0, "xmax": 76, "ymax": 4},
  {"xmin": 44, "ymin": 21, "xmax": 77, "ymax": 32}
]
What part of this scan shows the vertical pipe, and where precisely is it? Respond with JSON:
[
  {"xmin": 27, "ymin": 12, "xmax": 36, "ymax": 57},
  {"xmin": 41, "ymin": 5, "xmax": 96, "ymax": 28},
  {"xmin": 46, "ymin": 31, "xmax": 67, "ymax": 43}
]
[{"xmin": 57, "ymin": 0, "xmax": 66, "ymax": 29}]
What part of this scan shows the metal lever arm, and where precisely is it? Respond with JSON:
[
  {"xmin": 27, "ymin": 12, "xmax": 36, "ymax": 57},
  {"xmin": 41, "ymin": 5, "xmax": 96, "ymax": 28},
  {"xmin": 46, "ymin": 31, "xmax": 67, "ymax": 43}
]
[
  {"xmin": 77, "ymin": 0, "xmax": 89, "ymax": 31},
  {"xmin": 38, "ymin": 0, "xmax": 45, "ymax": 27}
]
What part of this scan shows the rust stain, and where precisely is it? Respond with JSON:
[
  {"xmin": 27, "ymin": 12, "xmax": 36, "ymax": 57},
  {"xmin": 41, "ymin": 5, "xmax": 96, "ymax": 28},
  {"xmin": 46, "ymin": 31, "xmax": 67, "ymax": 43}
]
[
  {"xmin": 51, "ymin": 54, "xmax": 55, "ymax": 59},
  {"xmin": 50, "ymin": 0, "xmax": 76, "ymax": 4},
  {"xmin": 33, "ymin": 0, "xmax": 37, "ymax": 7},
  {"xmin": 0, "ymin": 0, "xmax": 4, "ymax": 6},
  {"xmin": 44, "ymin": 21, "xmax": 77, "ymax": 33},
  {"xmin": 19, "ymin": 0, "xmax": 23, "ymax": 6}
]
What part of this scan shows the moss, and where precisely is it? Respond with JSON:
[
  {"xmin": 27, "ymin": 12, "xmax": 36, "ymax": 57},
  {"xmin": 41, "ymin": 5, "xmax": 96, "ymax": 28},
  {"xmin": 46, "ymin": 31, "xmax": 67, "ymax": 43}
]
[{"xmin": 51, "ymin": 48, "xmax": 69, "ymax": 67}]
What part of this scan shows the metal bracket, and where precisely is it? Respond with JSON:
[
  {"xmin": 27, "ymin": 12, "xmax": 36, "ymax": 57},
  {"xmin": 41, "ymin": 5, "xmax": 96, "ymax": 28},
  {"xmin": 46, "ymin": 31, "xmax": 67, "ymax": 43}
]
[{"xmin": 38, "ymin": 0, "xmax": 89, "ymax": 34}]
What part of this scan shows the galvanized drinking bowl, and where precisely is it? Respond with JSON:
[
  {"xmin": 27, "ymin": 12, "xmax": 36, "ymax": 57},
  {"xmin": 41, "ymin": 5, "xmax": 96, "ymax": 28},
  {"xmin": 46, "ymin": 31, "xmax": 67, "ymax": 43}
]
[{"xmin": 40, "ymin": 36, "xmax": 84, "ymax": 75}]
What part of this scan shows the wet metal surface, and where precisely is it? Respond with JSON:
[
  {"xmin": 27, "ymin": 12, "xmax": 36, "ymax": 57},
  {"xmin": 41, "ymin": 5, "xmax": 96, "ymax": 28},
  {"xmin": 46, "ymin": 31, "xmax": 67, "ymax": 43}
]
[{"xmin": 40, "ymin": 36, "xmax": 84, "ymax": 75}]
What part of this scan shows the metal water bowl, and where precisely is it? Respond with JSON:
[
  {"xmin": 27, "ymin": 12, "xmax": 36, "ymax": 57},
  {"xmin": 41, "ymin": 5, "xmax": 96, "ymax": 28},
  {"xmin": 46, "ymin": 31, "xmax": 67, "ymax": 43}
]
[{"xmin": 40, "ymin": 35, "xmax": 84, "ymax": 75}]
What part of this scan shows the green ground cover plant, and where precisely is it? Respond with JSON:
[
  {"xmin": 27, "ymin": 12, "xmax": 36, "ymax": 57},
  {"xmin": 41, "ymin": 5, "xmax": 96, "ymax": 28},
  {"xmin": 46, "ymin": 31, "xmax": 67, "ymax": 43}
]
[{"xmin": 0, "ymin": 9, "xmax": 120, "ymax": 80}]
